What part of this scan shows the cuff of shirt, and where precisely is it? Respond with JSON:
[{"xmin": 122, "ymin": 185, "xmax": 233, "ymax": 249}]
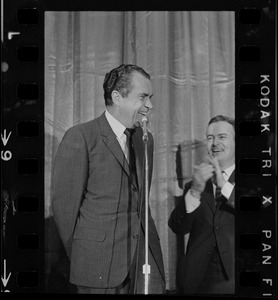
[
  {"xmin": 184, "ymin": 190, "xmax": 201, "ymax": 213},
  {"xmin": 221, "ymin": 181, "xmax": 234, "ymax": 200}
]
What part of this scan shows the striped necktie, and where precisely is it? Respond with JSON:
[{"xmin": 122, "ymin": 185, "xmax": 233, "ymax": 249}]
[
  {"xmin": 215, "ymin": 186, "xmax": 222, "ymax": 204},
  {"xmin": 214, "ymin": 171, "xmax": 225, "ymax": 204}
]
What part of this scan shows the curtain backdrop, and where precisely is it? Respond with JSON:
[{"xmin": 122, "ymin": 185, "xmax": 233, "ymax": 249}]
[{"xmin": 44, "ymin": 11, "xmax": 235, "ymax": 292}]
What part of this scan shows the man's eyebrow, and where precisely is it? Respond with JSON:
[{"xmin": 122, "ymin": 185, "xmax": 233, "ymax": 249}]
[
  {"xmin": 218, "ymin": 133, "xmax": 228, "ymax": 136},
  {"xmin": 206, "ymin": 133, "xmax": 228, "ymax": 137},
  {"xmin": 140, "ymin": 92, "xmax": 153, "ymax": 98}
]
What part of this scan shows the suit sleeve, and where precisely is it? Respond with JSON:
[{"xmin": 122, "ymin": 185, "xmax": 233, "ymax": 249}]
[
  {"xmin": 168, "ymin": 182, "xmax": 198, "ymax": 235},
  {"xmin": 51, "ymin": 127, "xmax": 89, "ymax": 258}
]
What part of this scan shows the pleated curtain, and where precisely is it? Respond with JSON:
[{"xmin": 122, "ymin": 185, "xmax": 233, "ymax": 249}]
[{"xmin": 45, "ymin": 11, "xmax": 235, "ymax": 292}]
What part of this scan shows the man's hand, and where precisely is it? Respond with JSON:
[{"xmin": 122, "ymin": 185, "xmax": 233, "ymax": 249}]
[
  {"xmin": 205, "ymin": 155, "xmax": 226, "ymax": 189},
  {"xmin": 191, "ymin": 162, "xmax": 215, "ymax": 194}
]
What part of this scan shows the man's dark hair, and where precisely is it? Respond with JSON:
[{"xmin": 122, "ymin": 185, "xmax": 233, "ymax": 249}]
[
  {"xmin": 103, "ymin": 64, "xmax": 151, "ymax": 106},
  {"xmin": 208, "ymin": 115, "xmax": 235, "ymax": 129}
]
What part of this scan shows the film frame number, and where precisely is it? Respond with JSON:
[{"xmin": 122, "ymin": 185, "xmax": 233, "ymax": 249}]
[{"xmin": 1, "ymin": 130, "xmax": 12, "ymax": 161}]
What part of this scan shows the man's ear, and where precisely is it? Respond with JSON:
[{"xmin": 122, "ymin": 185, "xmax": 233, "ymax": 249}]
[{"xmin": 111, "ymin": 90, "xmax": 121, "ymax": 105}]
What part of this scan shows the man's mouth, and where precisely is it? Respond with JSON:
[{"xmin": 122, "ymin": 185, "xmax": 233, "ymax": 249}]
[
  {"xmin": 212, "ymin": 148, "xmax": 223, "ymax": 154},
  {"xmin": 135, "ymin": 111, "xmax": 149, "ymax": 127},
  {"xmin": 138, "ymin": 111, "xmax": 147, "ymax": 116}
]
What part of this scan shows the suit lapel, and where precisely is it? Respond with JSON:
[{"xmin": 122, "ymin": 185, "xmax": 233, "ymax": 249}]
[
  {"xmin": 97, "ymin": 113, "xmax": 131, "ymax": 180},
  {"xmin": 204, "ymin": 182, "xmax": 216, "ymax": 213},
  {"xmin": 228, "ymin": 171, "xmax": 235, "ymax": 185},
  {"xmin": 205, "ymin": 170, "xmax": 235, "ymax": 212}
]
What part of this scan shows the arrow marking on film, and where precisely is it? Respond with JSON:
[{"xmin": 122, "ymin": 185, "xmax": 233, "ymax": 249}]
[
  {"xmin": 1, "ymin": 259, "xmax": 11, "ymax": 287},
  {"xmin": 1, "ymin": 130, "xmax": 12, "ymax": 146}
]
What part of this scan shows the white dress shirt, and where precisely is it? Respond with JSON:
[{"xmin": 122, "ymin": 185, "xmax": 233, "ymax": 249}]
[
  {"xmin": 185, "ymin": 164, "xmax": 235, "ymax": 213},
  {"xmin": 105, "ymin": 110, "xmax": 129, "ymax": 162}
]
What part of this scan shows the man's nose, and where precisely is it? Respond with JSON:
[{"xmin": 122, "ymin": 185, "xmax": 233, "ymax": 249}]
[
  {"xmin": 145, "ymin": 98, "xmax": 153, "ymax": 110},
  {"xmin": 213, "ymin": 137, "xmax": 219, "ymax": 145}
]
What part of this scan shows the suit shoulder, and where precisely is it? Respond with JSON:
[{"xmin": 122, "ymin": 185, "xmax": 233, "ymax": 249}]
[
  {"xmin": 60, "ymin": 119, "xmax": 100, "ymax": 151},
  {"xmin": 66, "ymin": 118, "xmax": 99, "ymax": 136}
]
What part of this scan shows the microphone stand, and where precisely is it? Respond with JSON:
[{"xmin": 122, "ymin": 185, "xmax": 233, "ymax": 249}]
[{"xmin": 142, "ymin": 132, "xmax": 150, "ymax": 294}]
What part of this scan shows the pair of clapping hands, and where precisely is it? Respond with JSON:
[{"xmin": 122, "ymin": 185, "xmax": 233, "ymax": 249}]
[{"xmin": 191, "ymin": 156, "xmax": 226, "ymax": 195}]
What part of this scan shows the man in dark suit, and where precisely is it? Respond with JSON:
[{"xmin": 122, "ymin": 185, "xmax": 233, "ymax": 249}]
[
  {"xmin": 168, "ymin": 115, "xmax": 235, "ymax": 295},
  {"xmin": 52, "ymin": 64, "xmax": 165, "ymax": 294}
]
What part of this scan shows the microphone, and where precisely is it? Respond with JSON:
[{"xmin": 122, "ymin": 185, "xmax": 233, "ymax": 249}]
[{"xmin": 141, "ymin": 115, "xmax": 148, "ymax": 142}]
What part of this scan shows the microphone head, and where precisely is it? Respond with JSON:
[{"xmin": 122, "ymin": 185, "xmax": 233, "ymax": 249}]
[
  {"xmin": 141, "ymin": 115, "xmax": 149, "ymax": 142},
  {"xmin": 141, "ymin": 115, "xmax": 148, "ymax": 124}
]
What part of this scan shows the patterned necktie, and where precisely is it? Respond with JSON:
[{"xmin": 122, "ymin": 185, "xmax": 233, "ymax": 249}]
[
  {"xmin": 215, "ymin": 186, "xmax": 222, "ymax": 204},
  {"xmin": 124, "ymin": 128, "xmax": 137, "ymax": 186},
  {"xmin": 214, "ymin": 171, "xmax": 225, "ymax": 204}
]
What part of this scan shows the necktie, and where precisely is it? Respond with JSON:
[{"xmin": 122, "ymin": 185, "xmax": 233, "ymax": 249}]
[
  {"xmin": 215, "ymin": 186, "xmax": 222, "ymax": 204},
  {"xmin": 214, "ymin": 171, "xmax": 225, "ymax": 204},
  {"xmin": 124, "ymin": 128, "xmax": 137, "ymax": 187}
]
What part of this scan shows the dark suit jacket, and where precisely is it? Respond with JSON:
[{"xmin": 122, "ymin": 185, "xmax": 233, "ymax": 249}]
[
  {"xmin": 168, "ymin": 171, "xmax": 235, "ymax": 294},
  {"xmin": 52, "ymin": 112, "xmax": 165, "ymax": 288}
]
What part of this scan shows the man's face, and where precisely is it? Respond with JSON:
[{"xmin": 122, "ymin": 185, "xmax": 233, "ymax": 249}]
[
  {"xmin": 118, "ymin": 72, "xmax": 153, "ymax": 128},
  {"xmin": 206, "ymin": 121, "xmax": 235, "ymax": 169}
]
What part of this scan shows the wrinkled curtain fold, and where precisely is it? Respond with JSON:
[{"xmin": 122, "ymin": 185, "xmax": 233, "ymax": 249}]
[{"xmin": 45, "ymin": 11, "xmax": 234, "ymax": 291}]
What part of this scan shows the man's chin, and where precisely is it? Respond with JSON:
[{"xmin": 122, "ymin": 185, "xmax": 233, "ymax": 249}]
[
  {"xmin": 135, "ymin": 115, "xmax": 144, "ymax": 127},
  {"xmin": 212, "ymin": 152, "xmax": 223, "ymax": 158},
  {"xmin": 211, "ymin": 153, "xmax": 223, "ymax": 163}
]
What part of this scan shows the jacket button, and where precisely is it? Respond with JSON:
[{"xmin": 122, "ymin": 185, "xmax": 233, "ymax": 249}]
[
  {"xmin": 207, "ymin": 251, "xmax": 211, "ymax": 255},
  {"xmin": 133, "ymin": 187, "xmax": 137, "ymax": 192},
  {"xmin": 133, "ymin": 233, "xmax": 139, "ymax": 239}
]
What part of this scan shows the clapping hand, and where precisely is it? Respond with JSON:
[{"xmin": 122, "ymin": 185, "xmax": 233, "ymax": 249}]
[{"xmin": 204, "ymin": 155, "xmax": 226, "ymax": 189}]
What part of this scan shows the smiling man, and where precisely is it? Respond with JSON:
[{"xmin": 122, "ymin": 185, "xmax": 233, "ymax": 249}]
[
  {"xmin": 52, "ymin": 64, "xmax": 165, "ymax": 294},
  {"xmin": 168, "ymin": 115, "xmax": 235, "ymax": 295}
]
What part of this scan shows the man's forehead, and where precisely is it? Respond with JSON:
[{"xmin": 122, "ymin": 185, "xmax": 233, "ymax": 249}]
[
  {"xmin": 206, "ymin": 121, "xmax": 234, "ymax": 134},
  {"xmin": 132, "ymin": 73, "xmax": 152, "ymax": 93}
]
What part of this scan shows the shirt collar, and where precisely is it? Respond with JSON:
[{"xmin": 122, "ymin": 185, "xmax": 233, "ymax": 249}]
[
  {"xmin": 105, "ymin": 110, "xmax": 126, "ymax": 139},
  {"xmin": 222, "ymin": 164, "xmax": 235, "ymax": 179}
]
